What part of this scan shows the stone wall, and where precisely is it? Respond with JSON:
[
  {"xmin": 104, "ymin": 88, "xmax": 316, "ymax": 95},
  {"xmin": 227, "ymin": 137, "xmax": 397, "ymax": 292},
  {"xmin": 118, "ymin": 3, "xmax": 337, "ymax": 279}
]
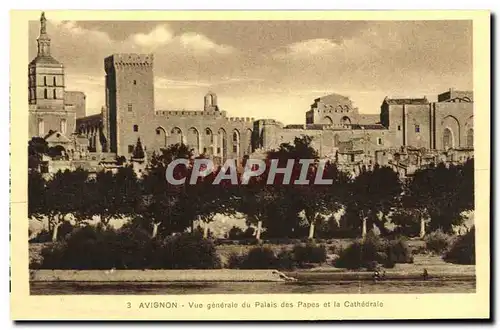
[{"xmin": 65, "ymin": 91, "xmax": 86, "ymax": 119}]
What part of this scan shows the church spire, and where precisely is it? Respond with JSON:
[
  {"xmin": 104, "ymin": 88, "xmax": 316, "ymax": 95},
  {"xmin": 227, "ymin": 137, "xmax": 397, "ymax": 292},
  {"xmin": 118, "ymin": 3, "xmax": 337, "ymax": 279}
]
[{"xmin": 37, "ymin": 12, "xmax": 51, "ymax": 56}]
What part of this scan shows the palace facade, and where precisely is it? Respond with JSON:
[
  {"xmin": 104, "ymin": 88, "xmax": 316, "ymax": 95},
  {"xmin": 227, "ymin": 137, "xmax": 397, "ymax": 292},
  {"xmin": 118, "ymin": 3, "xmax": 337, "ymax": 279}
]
[{"xmin": 29, "ymin": 13, "xmax": 474, "ymax": 176}]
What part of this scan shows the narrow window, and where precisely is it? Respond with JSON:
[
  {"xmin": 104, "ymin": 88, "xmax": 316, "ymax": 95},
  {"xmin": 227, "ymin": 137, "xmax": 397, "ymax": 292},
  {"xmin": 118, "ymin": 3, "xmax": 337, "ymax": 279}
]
[
  {"xmin": 53, "ymin": 89, "xmax": 57, "ymax": 99},
  {"xmin": 415, "ymin": 124, "xmax": 420, "ymax": 133},
  {"xmin": 156, "ymin": 129, "xmax": 161, "ymax": 135},
  {"xmin": 43, "ymin": 89, "xmax": 47, "ymax": 99},
  {"xmin": 128, "ymin": 103, "xmax": 133, "ymax": 112},
  {"xmin": 133, "ymin": 80, "xmax": 137, "ymax": 85},
  {"xmin": 38, "ymin": 119, "xmax": 44, "ymax": 135},
  {"xmin": 377, "ymin": 137, "xmax": 382, "ymax": 145},
  {"xmin": 128, "ymin": 145, "xmax": 134, "ymax": 153},
  {"xmin": 133, "ymin": 125, "xmax": 139, "ymax": 132},
  {"xmin": 43, "ymin": 76, "xmax": 47, "ymax": 86},
  {"xmin": 233, "ymin": 145, "xmax": 238, "ymax": 153},
  {"xmin": 397, "ymin": 125, "xmax": 401, "ymax": 131},
  {"xmin": 60, "ymin": 119, "xmax": 66, "ymax": 134},
  {"xmin": 53, "ymin": 76, "xmax": 56, "ymax": 86}
]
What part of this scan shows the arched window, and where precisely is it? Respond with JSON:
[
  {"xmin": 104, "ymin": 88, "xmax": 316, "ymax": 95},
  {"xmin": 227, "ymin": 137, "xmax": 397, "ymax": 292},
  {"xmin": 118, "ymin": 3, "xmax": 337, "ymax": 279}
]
[
  {"xmin": 38, "ymin": 119, "xmax": 44, "ymax": 136},
  {"xmin": 205, "ymin": 128, "xmax": 214, "ymax": 143},
  {"xmin": 340, "ymin": 116, "xmax": 351, "ymax": 126},
  {"xmin": 53, "ymin": 76, "xmax": 56, "ymax": 86},
  {"xmin": 467, "ymin": 129, "xmax": 474, "ymax": 148},
  {"xmin": 60, "ymin": 119, "xmax": 67, "ymax": 134},
  {"xmin": 443, "ymin": 128, "xmax": 453, "ymax": 149}
]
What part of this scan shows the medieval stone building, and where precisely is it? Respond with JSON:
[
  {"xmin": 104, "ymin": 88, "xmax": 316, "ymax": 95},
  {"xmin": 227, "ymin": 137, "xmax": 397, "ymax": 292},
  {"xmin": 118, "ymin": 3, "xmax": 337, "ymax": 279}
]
[
  {"xmin": 30, "ymin": 13, "xmax": 474, "ymax": 175},
  {"xmin": 28, "ymin": 13, "xmax": 86, "ymax": 141}
]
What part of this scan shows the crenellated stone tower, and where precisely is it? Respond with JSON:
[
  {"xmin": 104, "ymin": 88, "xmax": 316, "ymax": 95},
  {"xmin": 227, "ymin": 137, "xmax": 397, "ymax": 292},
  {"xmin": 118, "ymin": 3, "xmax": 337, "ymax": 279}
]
[{"xmin": 104, "ymin": 53, "xmax": 155, "ymax": 156}]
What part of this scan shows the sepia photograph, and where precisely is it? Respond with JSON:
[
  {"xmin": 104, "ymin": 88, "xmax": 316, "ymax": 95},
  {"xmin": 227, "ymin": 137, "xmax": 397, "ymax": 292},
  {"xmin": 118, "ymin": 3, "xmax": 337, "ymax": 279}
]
[{"xmin": 10, "ymin": 10, "xmax": 490, "ymax": 320}]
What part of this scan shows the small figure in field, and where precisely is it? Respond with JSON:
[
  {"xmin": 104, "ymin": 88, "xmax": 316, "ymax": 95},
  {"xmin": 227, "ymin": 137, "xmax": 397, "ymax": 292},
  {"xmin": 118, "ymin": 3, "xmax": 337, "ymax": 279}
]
[{"xmin": 422, "ymin": 268, "xmax": 429, "ymax": 281}]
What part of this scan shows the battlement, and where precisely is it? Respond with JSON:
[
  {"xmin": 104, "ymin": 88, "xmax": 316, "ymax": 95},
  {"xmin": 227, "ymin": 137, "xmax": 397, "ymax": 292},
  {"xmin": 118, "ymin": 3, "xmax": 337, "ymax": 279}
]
[
  {"xmin": 227, "ymin": 117, "xmax": 254, "ymax": 123},
  {"xmin": 256, "ymin": 119, "xmax": 282, "ymax": 126},
  {"xmin": 155, "ymin": 110, "xmax": 227, "ymax": 117},
  {"xmin": 105, "ymin": 53, "xmax": 154, "ymax": 70},
  {"xmin": 284, "ymin": 123, "xmax": 351, "ymax": 130}
]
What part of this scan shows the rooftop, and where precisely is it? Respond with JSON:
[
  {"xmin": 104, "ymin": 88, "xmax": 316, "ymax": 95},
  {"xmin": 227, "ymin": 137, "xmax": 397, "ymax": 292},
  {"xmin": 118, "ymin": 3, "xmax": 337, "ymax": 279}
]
[
  {"xmin": 29, "ymin": 55, "xmax": 62, "ymax": 67},
  {"xmin": 384, "ymin": 97, "xmax": 429, "ymax": 105}
]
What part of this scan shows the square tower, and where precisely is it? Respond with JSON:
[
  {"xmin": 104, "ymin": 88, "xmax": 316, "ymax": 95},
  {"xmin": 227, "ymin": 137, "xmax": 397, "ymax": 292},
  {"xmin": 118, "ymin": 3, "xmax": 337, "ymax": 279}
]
[
  {"xmin": 104, "ymin": 53, "xmax": 155, "ymax": 156},
  {"xmin": 28, "ymin": 12, "xmax": 75, "ymax": 139}
]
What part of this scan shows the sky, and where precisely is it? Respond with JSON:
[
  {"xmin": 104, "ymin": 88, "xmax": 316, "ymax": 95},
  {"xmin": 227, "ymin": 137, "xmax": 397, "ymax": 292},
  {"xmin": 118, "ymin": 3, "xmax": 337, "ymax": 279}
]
[{"xmin": 29, "ymin": 18, "xmax": 472, "ymax": 124}]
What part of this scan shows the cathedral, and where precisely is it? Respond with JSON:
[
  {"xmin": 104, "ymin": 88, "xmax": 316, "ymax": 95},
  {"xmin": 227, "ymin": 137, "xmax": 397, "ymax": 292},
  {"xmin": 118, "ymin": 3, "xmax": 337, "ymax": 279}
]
[
  {"xmin": 28, "ymin": 13, "xmax": 87, "ymax": 157},
  {"xmin": 29, "ymin": 13, "xmax": 474, "ymax": 176}
]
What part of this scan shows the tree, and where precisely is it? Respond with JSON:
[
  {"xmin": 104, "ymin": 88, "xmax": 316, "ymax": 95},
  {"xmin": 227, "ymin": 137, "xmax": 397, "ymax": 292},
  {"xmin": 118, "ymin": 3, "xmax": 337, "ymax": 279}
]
[
  {"xmin": 132, "ymin": 138, "xmax": 145, "ymax": 159},
  {"xmin": 295, "ymin": 162, "xmax": 350, "ymax": 239},
  {"xmin": 44, "ymin": 169, "xmax": 89, "ymax": 241},
  {"xmin": 237, "ymin": 181, "xmax": 275, "ymax": 241},
  {"xmin": 182, "ymin": 166, "xmax": 240, "ymax": 238},
  {"xmin": 405, "ymin": 160, "xmax": 474, "ymax": 234},
  {"xmin": 138, "ymin": 144, "xmax": 194, "ymax": 237},
  {"xmin": 28, "ymin": 171, "xmax": 46, "ymax": 218},
  {"xmin": 345, "ymin": 165, "xmax": 402, "ymax": 238},
  {"xmin": 84, "ymin": 166, "xmax": 141, "ymax": 227},
  {"xmin": 28, "ymin": 137, "xmax": 48, "ymax": 170}
]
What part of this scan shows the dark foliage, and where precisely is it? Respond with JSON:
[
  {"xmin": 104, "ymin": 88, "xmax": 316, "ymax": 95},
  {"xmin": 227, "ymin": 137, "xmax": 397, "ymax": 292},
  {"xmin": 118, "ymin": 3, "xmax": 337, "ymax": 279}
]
[
  {"xmin": 39, "ymin": 226, "xmax": 220, "ymax": 270},
  {"xmin": 424, "ymin": 229, "xmax": 454, "ymax": 254},
  {"xmin": 334, "ymin": 233, "xmax": 413, "ymax": 270},
  {"xmin": 239, "ymin": 246, "xmax": 278, "ymax": 269},
  {"xmin": 444, "ymin": 227, "xmax": 475, "ymax": 264},
  {"xmin": 292, "ymin": 243, "xmax": 327, "ymax": 264}
]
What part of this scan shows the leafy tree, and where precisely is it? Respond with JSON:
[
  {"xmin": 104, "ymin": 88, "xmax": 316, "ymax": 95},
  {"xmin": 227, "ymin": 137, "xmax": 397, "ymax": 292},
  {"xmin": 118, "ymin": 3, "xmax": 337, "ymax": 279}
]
[
  {"xmin": 390, "ymin": 208, "xmax": 424, "ymax": 237},
  {"xmin": 44, "ymin": 169, "xmax": 89, "ymax": 241},
  {"xmin": 405, "ymin": 160, "xmax": 474, "ymax": 234},
  {"xmin": 28, "ymin": 171, "xmax": 46, "ymax": 218},
  {"xmin": 84, "ymin": 166, "xmax": 140, "ymax": 227},
  {"xmin": 267, "ymin": 135, "xmax": 319, "ymax": 161},
  {"xmin": 295, "ymin": 161, "xmax": 350, "ymax": 239},
  {"xmin": 28, "ymin": 137, "xmax": 48, "ymax": 170},
  {"xmin": 344, "ymin": 165, "xmax": 402, "ymax": 238},
  {"xmin": 139, "ymin": 144, "xmax": 196, "ymax": 237}
]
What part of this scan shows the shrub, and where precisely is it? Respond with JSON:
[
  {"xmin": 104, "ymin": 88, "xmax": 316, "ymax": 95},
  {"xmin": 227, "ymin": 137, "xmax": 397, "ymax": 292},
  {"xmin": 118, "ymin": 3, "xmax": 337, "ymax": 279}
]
[
  {"xmin": 58, "ymin": 221, "xmax": 74, "ymax": 240},
  {"xmin": 292, "ymin": 243, "xmax": 327, "ymax": 264},
  {"xmin": 242, "ymin": 227, "xmax": 256, "ymax": 239},
  {"xmin": 160, "ymin": 232, "xmax": 221, "ymax": 269},
  {"xmin": 425, "ymin": 229, "xmax": 454, "ymax": 254},
  {"xmin": 444, "ymin": 227, "xmax": 475, "ymax": 264},
  {"xmin": 276, "ymin": 249, "xmax": 297, "ymax": 270},
  {"xmin": 327, "ymin": 244, "xmax": 342, "ymax": 255},
  {"xmin": 39, "ymin": 225, "xmax": 221, "ymax": 270},
  {"xmin": 386, "ymin": 237, "xmax": 414, "ymax": 264},
  {"xmin": 29, "ymin": 229, "xmax": 52, "ymax": 243},
  {"xmin": 334, "ymin": 234, "xmax": 412, "ymax": 270},
  {"xmin": 227, "ymin": 226, "xmax": 244, "ymax": 240},
  {"xmin": 226, "ymin": 252, "xmax": 245, "ymax": 269},
  {"xmin": 240, "ymin": 246, "xmax": 277, "ymax": 269}
]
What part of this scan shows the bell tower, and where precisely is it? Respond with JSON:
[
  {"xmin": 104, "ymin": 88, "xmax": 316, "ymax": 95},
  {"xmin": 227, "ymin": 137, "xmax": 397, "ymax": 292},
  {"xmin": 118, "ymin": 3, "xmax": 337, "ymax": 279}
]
[{"xmin": 28, "ymin": 12, "xmax": 75, "ymax": 138}]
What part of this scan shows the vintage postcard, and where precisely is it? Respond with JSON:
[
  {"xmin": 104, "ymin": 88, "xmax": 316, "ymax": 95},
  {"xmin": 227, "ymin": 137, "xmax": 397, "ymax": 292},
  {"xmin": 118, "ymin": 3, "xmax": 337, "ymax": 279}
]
[{"xmin": 10, "ymin": 10, "xmax": 490, "ymax": 320}]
